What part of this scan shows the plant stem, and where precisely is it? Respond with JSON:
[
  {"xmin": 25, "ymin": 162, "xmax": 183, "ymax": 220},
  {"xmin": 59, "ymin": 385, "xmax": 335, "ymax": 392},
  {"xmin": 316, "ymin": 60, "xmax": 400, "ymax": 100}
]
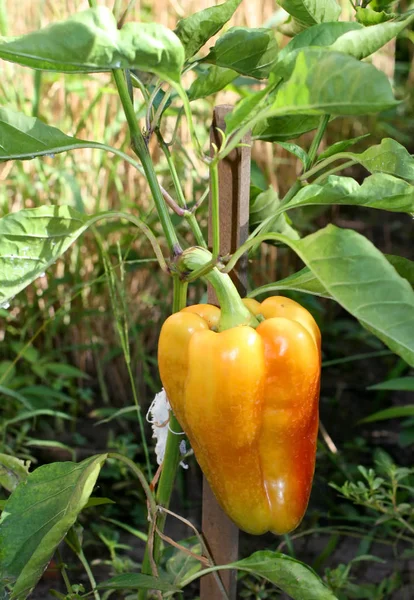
[
  {"xmin": 112, "ymin": 69, "xmax": 181, "ymax": 255},
  {"xmin": 78, "ymin": 549, "xmax": 101, "ymax": 600},
  {"xmin": 305, "ymin": 114, "xmax": 330, "ymax": 170},
  {"xmin": 56, "ymin": 548, "xmax": 73, "ymax": 595},
  {"xmin": 138, "ymin": 277, "xmax": 188, "ymax": 600},
  {"xmin": 312, "ymin": 160, "xmax": 357, "ymax": 185},
  {"xmin": 126, "ymin": 361, "xmax": 153, "ymax": 479},
  {"xmin": 108, "ymin": 452, "xmax": 156, "ymax": 514},
  {"xmin": 300, "ymin": 152, "xmax": 354, "ymax": 181},
  {"xmin": 210, "ymin": 160, "xmax": 220, "ymax": 260},
  {"xmin": 180, "ymin": 247, "xmax": 258, "ymax": 330}
]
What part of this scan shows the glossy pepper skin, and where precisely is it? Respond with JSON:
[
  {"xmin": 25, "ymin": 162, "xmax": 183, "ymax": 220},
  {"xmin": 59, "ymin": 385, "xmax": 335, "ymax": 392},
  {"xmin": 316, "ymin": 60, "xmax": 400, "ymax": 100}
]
[{"xmin": 158, "ymin": 296, "xmax": 321, "ymax": 535}]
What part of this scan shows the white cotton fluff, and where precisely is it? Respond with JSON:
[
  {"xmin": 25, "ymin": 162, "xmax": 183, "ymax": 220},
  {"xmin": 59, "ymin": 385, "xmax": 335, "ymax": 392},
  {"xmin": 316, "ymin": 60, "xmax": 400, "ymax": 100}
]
[{"xmin": 147, "ymin": 389, "xmax": 171, "ymax": 465}]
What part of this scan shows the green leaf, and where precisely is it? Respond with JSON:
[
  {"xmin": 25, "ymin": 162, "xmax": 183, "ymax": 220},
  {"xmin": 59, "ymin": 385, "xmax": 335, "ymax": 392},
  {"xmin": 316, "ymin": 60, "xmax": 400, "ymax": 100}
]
[
  {"xmin": 174, "ymin": 0, "xmax": 242, "ymax": 60},
  {"xmin": 203, "ymin": 27, "xmax": 279, "ymax": 79},
  {"xmin": 278, "ymin": 0, "xmax": 341, "ymax": 27},
  {"xmin": 97, "ymin": 573, "xmax": 179, "ymax": 592},
  {"xmin": 368, "ymin": 377, "xmax": 414, "ymax": 392},
  {"xmin": 270, "ymin": 49, "xmax": 397, "ymax": 116},
  {"xmin": 3, "ymin": 410, "xmax": 73, "ymax": 428},
  {"xmin": 0, "ymin": 205, "xmax": 89, "ymax": 308},
  {"xmin": 279, "ymin": 21, "xmax": 361, "ymax": 61},
  {"xmin": 43, "ymin": 363, "xmax": 89, "ymax": 379},
  {"xmin": 0, "ymin": 107, "xmax": 97, "ymax": 160},
  {"xmin": 253, "ymin": 114, "xmax": 322, "ymax": 141},
  {"xmin": 330, "ymin": 14, "xmax": 414, "ymax": 60},
  {"xmin": 359, "ymin": 405, "xmax": 414, "ymax": 423},
  {"xmin": 248, "ymin": 265, "xmax": 331, "ymax": 299},
  {"xmin": 164, "ymin": 537, "xmax": 202, "ymax": 584},
  {"xmin": 285, "ymin": 174, "xmax": 414, "ymax": 213},
  {"xmin": 248, "ymin": 254, "xmax": 414, "ymax": 300},
  {"xmin": 187, "ymin": 65, "xmax": 238, "ymax": 101},
  {"xmin": 0, "ymin": 386, "xmax": 33, "ymax": 410},
  {"xmin": 192, "ymin": 550, "xmax": 337, "ymax": 599},
  {"xmin": 386, "ymin": 255, "xmax": 414, "ymax": 287},
  {"xmin": 276, "ymin": 141, "xmax": 308, "ymax": 166},
  {"xmin": 0, "ymin": 454, "xmax": 107, "ymax": 599},
  {"xmin": 0, "ymin": 7, "xmax": 184, "ymax": 83},
  {"xmin": 225, "ymin": 83, "xmax": 274, "ymax": 135},
  {"xmin": 84, "ymin": 497, "xmax": 116, "ymax": 508},
  {"xmin": 318, "ymin": 134, "xmax": 371, "ymax": 161},
  {"xmin": 250, "ymin": 186, "xmax": 300, "ymax": 240},
  {"xmin": 0, "ymin": 455, "xmax": 29, "ymax": 493},
  {"xmin": 352, "ymin": 138, "xmax": 414, "ymax": 182},
  {"xmin": 356, "ymin": 7, "xmax": 395, "ymax": 26},
  {"xmin": 283, "ymin": 225, "xmax": 414, "ymax": 366}
]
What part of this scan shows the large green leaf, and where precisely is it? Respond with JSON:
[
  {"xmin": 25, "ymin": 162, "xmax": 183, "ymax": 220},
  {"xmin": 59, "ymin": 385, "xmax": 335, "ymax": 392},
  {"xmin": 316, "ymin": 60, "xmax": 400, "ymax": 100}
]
[
  {"xmin": 0, "ymin": 7, "xmax": 184, "ymax": 83},
  {"xmin": 270, "ymin": 49, "xmax": 397, "ymax": 116},
  {"xmin": 0, "ymin": 455, "xmax": 107, "ymax": 599},
  {"xmin": 330, "ymin": 14, "xmax": 414, "ymax": 60},
  {"xmin": 285, "ymin": 226, "xmax": 414, "ymax": 366},
  {"xmin": 174, "ymin": 0, "xmax": 242, "ymax": 60},
  {"xmin": 253, "ymin": 114, "xmax": 322, "ymax": 141},
  {"xmin": 279, "ymin": 21, "xmax": 361, "ymax": 60},
  {"xmin": 0, "ymin": 455, "xmax": 29, "ymax": 493},
  {"xmin": 185, "ymin": 550, "xmax": 337, "ymax": 599},
  {"xmin": 248, "ymin": 254, "xmax": 414, "ymax": 300},
  {"xmin": 187, "ymin": 65, "xmax": 238, "ymax": 101},
  {"xmin": 278, "ymin": 0, "xmax": 341, "ymax": 27},
  {"xmin": 352, "ymin": 138, "xmax": 414, "ymax": 182},
  {"xmin": 0, "ymin": 107, "xmax": 96, "ymax": 160},
  {"xmin": 203, "ymin": 27, "xmax": 279, "ymax": 79},
  {"xmin": 0, "ymin": 206, "xmax": 90, "ymax": 308},
  {"xmin": 285, "ymin": 174, "xmax": 414, "ymax": 213}
]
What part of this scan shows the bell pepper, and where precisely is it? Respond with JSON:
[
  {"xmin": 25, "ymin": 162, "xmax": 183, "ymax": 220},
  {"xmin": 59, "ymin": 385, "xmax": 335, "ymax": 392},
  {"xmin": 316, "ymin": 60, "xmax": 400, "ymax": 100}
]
[{"xmin": 158, "ymin": 291, "xmax": 321, "ymax": 535}]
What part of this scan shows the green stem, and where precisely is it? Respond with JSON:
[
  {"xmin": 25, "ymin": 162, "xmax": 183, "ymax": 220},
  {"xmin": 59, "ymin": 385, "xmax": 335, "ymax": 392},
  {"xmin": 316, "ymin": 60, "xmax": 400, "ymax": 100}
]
[
  {"xmin": 305, "ymin": 114, "xmax": 330, "ymax": 170},
  {"xmin": 300, "ymin": 152, "xmax": 354, "ymax": 181},
  {"xmin": 108, "ymin": 452, "xmax": 156, "ymax": 514},
  {"xmin": 180, "ymin": 247, "xmax": 258, "ymax": 331},
  {"xmin": 186, "ymin": 212, "xmax": 207, "ymax": 248},
  {"xmin": 224, "ymin": 233, "xmax": 288, "ymax": 274},
  {"xmin": 78, "ymin": 549, "xmax": 100, "ymax": 600},
  {"xmin": 112, "ymin": 69, "xmax": 181, "ymax": 255},
  {"xmin": 126, "ymin": 361, "xmax": 153, "ymax": 479},
  {"xmin": 280, "ymin": 179, "xmax": 303, "ymax": 207},
  {"xmin": 312, "ymin": 160, "xmax": 357, "ymax": 185},
  {"xmin": 138, "ymin": 278, "xmax": 187, "ymax": 600},
  {"xmin": 157, "ymin": 131, "xmax": 207, "ymax": 247},
  {"xmin": 56, "ymin": 548, "xmax": 73, "ymax": 595},
  {"xmin": 210, "ymin": 160, "xmax": 220, "ymax": 260},
  {"xmin": 157, "ymin": 132, "xmax": 188, "ymax": 208}
]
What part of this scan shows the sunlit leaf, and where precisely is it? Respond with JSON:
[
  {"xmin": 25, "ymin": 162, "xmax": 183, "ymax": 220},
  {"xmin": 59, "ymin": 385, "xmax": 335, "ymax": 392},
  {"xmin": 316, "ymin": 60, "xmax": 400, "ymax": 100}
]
[
  {"xmin": 175, "ymin": 0, "xmax": 242, "ymax": 60},
  {"xmin": 0, "ymin": 455, "xmax": 29, "ymax": 493},
  {"xmin": 0, "ymin": 7, "xmax": 184, "ymax": 83},
  {"xmin": 285, "ymin": 174, "xmax": 414, "ymax": 213},
  {"xmin": 203, "ymin": 27, "xmax": 279, "ymax": 78},
  {"xmin": 0, "ymin": 455, "xmax": 107, "ymax": 599},
  {"xmin": 278, "ymin": 0, "xmax": 341, "ymax": 27},
  {"xmin": 0, "ymin": 205, "xmax": 89, "ymax": 308}
]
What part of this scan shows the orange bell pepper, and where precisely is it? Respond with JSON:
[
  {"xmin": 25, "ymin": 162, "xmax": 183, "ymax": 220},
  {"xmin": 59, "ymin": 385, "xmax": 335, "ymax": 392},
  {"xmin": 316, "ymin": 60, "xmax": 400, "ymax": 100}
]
[{"xmin": 158, "ymin": 296, "xmax": 321, "ymax": 535}]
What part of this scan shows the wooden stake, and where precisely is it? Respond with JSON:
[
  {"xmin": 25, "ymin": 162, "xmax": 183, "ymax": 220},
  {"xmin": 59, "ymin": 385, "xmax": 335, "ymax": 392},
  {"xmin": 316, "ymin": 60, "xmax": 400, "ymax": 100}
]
[{"xmin": 200, "ymin": 105, "xmax": 252, "ymax": 600}]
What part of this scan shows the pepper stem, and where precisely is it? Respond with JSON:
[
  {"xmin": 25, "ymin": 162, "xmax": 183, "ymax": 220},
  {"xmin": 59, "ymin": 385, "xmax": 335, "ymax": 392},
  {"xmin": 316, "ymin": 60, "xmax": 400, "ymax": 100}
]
[{"xmin": 179, "ymin": 247, "xmax": 259, "ymax": 331}]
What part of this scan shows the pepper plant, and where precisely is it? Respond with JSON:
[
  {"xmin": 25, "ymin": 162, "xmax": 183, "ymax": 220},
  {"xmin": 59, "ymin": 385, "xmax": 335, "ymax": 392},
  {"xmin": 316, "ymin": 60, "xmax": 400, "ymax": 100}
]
[{"xmin": 0, "ymin": 0, "xmax": 414, "ymax": 599}]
